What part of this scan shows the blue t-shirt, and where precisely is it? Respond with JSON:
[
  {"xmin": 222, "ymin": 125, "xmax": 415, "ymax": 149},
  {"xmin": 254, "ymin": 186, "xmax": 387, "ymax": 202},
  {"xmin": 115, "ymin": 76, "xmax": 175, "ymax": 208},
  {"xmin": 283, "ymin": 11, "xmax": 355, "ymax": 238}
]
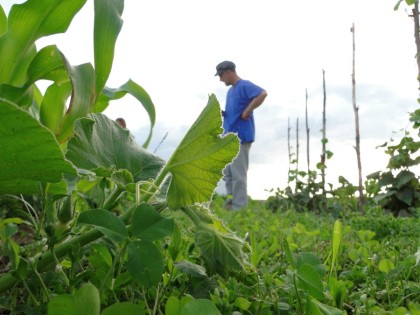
[{"xmin": 223, "ymin": 79, "xmax": 264, "ymax": 143}]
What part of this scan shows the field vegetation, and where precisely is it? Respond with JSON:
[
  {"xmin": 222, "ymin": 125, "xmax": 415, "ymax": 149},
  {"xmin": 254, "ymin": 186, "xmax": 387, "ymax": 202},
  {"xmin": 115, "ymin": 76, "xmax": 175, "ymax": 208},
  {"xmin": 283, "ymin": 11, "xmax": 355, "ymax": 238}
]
[{"xmin": 0, "ymin": 0, "xmax": 419, "ymax": 314}]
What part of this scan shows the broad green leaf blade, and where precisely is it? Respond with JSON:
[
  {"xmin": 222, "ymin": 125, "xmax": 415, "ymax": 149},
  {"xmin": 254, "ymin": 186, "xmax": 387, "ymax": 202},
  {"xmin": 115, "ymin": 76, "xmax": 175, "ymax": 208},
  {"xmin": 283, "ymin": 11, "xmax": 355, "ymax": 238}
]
[
  {"xmin": 195, "ymin": 223, "xmax": 246, "ymax": 276},
  {"xmin": 378, "ymin": 258, "xmax": 395, "ymax": 273},
  {"xmin": 165, "ymin": 94, "xmax": 239, "ymax": 209},
  {"xmin": 297, "ymin": 252, "xmax": 326, "ymax": 277},
  {"xmin": 127, "ymin": 240, "xmax": 164, "ymax": 288},
  {"xmin": 66, "ymin": 114, "xmax": 164, "ymax": 181},
  {"xmin": 165, "ymin": 296, "xmax": 181, "ymax": 315},
  {"xmin": 101, "ymin": 302, "xmax": 146, "ymax": 315},
  {"xmin": 0, "ymin": 6, "xmax": 7, "ymax": 37},
  {"xmin": 77, "ymin": 209, "xmax": 128, "ymax": 243},
  {"xmin": 131, "ymin": 204, "xmax": 174, "ymax": 241},
  {"xmin": 48, "ymin": 294, "xmax": 75, "ymax": 315},
  {"xmin": 0, "ymin": 0, "xmax": 86, "ymax": 85},
  {"xmin": 40, "ymin": 82, "xmax": 72, "ymax": 133},
  {"xmin": 0, "ymin": 100, "xmax": 75, "ymax": 194},
  {"xmin": 56, "ymin": 62, "xmax": 95, "ymax": 143},
  {"xmin": 48, "ymin": 283, "xmax": 100, "ymax": 315},
  {"xmin": 93, "ymin": 0, "xmax": 123, "ymax": 96},
  {"xmin": 296, "ymin": 263, "xmax": 324, "ymax": 301},
  {"xmin": 180, "ymin": 299, "xmax": 221, "ymax": 315},
  {"xmin": 27, "ymin": 45, "xmax": 68, "ymax": 85},
  {"xmin": 308, "ymin": 298, "xmax": 344, "ymax": 315},
  {"xmin": 94, "ymin": 80, "xmax": 156, "ymax": 148}
]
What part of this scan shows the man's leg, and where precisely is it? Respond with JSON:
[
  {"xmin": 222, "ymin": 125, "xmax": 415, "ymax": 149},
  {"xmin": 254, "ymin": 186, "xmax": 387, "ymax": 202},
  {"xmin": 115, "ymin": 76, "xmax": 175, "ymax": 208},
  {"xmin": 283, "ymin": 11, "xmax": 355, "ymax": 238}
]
[{"xmin": 230, "ymin": 142, "xmax": 251, "ymax": 210}]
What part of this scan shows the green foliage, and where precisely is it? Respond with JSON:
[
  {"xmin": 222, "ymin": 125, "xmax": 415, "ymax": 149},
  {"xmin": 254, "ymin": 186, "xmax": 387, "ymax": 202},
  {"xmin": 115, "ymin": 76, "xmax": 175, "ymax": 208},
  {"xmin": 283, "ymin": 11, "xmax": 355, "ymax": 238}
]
[
  {"xmin": 366, "ymin": 133, "xmax": 420, "ymax": 216},
  {"xmin": 0, "ymin": 1, "xmax": 243, "ymax": 313}
]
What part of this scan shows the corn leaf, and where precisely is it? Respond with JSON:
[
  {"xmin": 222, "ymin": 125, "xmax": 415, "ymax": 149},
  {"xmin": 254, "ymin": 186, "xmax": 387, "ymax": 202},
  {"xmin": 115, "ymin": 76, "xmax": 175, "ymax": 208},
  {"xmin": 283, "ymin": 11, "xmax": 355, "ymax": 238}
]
[
  {"xmin": 93, "ymin": 0, "xmax": 124, "ymax": 97},
  {"xmin": 0, "ymin": 0, "xmax": 86, "ymax": 85}
]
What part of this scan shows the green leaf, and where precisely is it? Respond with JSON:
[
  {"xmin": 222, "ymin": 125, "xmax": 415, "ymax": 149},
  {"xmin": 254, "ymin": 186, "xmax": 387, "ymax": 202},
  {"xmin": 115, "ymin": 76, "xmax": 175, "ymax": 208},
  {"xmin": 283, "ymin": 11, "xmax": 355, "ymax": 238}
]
[
  {"xmin": 331, "ymin": 220, "xmax": 342, "ymax": 277},
  {"xmin": 40, "ymin": 82, "xmax": 72, "ymax": 133},
  {"xmin": 297, "ymin": 252, "xmax": 326, "ymax": 277},
  {"xmin": 93, "ymin": 0, "xmax": 123, "ymax": 97},
  {"xmin": 48, "ymin": 282, "xmax": 100, "ymax": 315},
  {"xmin": 234, "ymin": 297, "xmax": 252, "ymax": 310},
  {"xmin": 165, "ymin": 94, "xmax": 239, "ymax": 209},
  {"xmin": 55, "ymin": 62, "xmax": 95, "ymax": 143},
  {"xmin": 165, "ymin": 296, "xmax": 181, "ymax": 315},
  {"xmin": 195, "ymin": 221, "xmax": 247, "ymax": 276},
  {"xmin": 66, "ymin": 114, "xmax": 164, "ymax": 181},
  {"xmin": 0, "ymin": 0, "xmax": 86, "ymax": 85},
  {"xmin": 95, "ymin": 80, "xmax": 156, "ymax": 148},
  {"xmin": 379, "ymin": 258, "xmax": 395, "ymax": 273},
  {"xmin": 0, "ymin": 6, "xmax": 6, "ymax": 37},
  {"xmin": 77, "ymin": 209, "xmax": 128, "ymax": 243},
  {"xmin": 131, "ymin": 203, "xmax": 174, "ymax": 241},
  {"xmin": 180, "ymin": 299, "xmax": 221, "ymax": 315},
  {"xmin": 307, "ymin": 298, "xmax": 344, "ymax": 315},
  {"xmin": 296, "ymin": 263, "xmax": 324, "ymax": 301},
  {"xmin": 27, "ymin": 45, "xmax": 68, "ymax": 85},
  {"xmin": 127, "ymin": 240, "xmax": 164, "ymax": 288},
  {"xmin": 0, "ymin": 100, "xmax": 75, "ymax": 194},
  {"xmin": 101, "ymin": 302, "xmax": 145, "ymax": 315},
  {"xmin": 174, "ymin": 260, "xmax": 207, "ymax": 277},
  {"xmin": 396, "ymin": 186, "xmax": 414, "ymax": 205},
  {"xmin": 283, "ymin": 237, "xmax": 296, "ymax": 268}
]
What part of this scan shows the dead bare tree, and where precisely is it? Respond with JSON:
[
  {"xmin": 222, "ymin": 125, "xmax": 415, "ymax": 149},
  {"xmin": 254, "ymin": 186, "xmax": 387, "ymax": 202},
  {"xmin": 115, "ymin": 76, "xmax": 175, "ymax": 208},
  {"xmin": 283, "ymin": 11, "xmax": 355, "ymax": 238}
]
[
  {"xmin": 351, "ymin": 23, "xmax": 365, "ymax": 212},
  {"xmin": 320, "ymin": 70, "xmax": 327, "ymax": 196},
  {"xmin": 412, "ymin": 1, "xmax": 420, "ymax": 89},
  {"xmin": 305, "ymin": 89, "xmax": 310, "ymax": 185},
  {"xmin": 296, "ymin": 117, "xmax": 299, "ymax": 193},
  {"xmin": 287, "ymin": 117, "xmax": 292, "ymax": 184}
]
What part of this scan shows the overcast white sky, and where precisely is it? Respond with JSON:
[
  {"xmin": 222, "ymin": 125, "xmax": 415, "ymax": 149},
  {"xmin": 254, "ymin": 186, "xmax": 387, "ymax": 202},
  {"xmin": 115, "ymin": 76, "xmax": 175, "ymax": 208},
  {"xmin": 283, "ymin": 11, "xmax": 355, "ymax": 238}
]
[{"xmin": 5, "ymin": 0, "xmax": 420, "ymax": 199}]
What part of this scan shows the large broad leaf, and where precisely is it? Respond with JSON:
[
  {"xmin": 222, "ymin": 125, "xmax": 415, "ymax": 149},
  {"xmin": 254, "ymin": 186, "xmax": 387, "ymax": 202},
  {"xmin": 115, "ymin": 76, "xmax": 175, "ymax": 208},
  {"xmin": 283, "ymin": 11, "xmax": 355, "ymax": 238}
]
[
  {"xmin": 101, "ymin": 302, "xmax": 145, "ymax": 315},
  {"xmin": 94, "ymin": 80, "xmax": 156, "ymax": 148},
  {"xmin": 0, "ymin": 0, "xmax": 87, "ymax": 85},
  {"xmin": 66, "ymin": 113, "xmax": 165, "ymax": 181},
  {"xmin": 164, "ymin": 94, "xmax": 239, "ymax": 209},
  {"xmin": 297, "ymin": 252, "xmax": 326, "ymax": 277},
  {"xmin": 0, "ymin": 100, "xmax": 75, "ymax": 194},
  {"xmin": 77, "ymin": 209, "xmax": 128, "ymax": 243},
  {"xmin": 180, "ymin": 299, "xmax": 221, "ymax": 315},
  {"xmin": 48, "ymin": 283, "xmax": 100, "ymax": 315},
  {"xmin": 93, "ymin": 0, "xmax": 124, "ymax": 97},
  {"xmin": 195, "ymin": 222, "xmax": 246, "ymax": 276},
  {"xmin": 131, "ymin": 203, "xmax": 174, "ymax": 241},
  {"xmin": 296, "ymin": 263, "xmax": 325, "ymax": 301},
  {"xmin": 127, "ymin": 239, "xmax": 164, "ymax": 288}
]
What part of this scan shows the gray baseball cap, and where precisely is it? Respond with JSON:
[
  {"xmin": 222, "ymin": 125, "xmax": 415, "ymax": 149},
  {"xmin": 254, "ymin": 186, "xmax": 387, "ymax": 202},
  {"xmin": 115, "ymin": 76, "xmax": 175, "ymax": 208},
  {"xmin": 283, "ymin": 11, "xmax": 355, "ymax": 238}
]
[{"xmin": 215, "ymin": 60, "xmax": 236, "ymax": 76}]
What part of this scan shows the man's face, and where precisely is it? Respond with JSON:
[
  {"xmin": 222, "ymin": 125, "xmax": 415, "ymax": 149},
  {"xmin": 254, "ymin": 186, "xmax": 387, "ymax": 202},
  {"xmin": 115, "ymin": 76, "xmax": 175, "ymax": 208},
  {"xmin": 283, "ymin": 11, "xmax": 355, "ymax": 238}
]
[{"xmin": 218, "ymin": 70, "xmax": 232, "ymax": 86}]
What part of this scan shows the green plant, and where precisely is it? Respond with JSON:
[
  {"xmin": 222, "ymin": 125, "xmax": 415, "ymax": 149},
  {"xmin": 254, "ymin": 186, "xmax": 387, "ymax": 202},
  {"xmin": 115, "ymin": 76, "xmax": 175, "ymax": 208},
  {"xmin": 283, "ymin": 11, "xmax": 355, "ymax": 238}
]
[
  {"xmin": 366, "ymin": 134, "xmax": 420, "ymax": 216},
  {"xmin": 0, "ymin": 1, "xmax": 248, "ymax": 314}
]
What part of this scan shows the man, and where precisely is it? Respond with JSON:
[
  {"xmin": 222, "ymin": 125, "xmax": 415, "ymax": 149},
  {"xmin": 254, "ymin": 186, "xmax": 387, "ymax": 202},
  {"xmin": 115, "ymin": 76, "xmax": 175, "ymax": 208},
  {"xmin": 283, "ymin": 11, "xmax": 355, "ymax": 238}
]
[{"xmin": 215, "ymin": 60, "xmax": 267, "ymax": 210}]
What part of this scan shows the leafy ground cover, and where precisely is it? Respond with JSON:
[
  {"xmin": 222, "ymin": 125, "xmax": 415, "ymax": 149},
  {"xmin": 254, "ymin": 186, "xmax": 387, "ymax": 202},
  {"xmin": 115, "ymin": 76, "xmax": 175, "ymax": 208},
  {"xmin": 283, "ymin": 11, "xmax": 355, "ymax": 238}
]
[{"xmin": 210, "ymin": 196, "xmax": 420, "ymax": 314}]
